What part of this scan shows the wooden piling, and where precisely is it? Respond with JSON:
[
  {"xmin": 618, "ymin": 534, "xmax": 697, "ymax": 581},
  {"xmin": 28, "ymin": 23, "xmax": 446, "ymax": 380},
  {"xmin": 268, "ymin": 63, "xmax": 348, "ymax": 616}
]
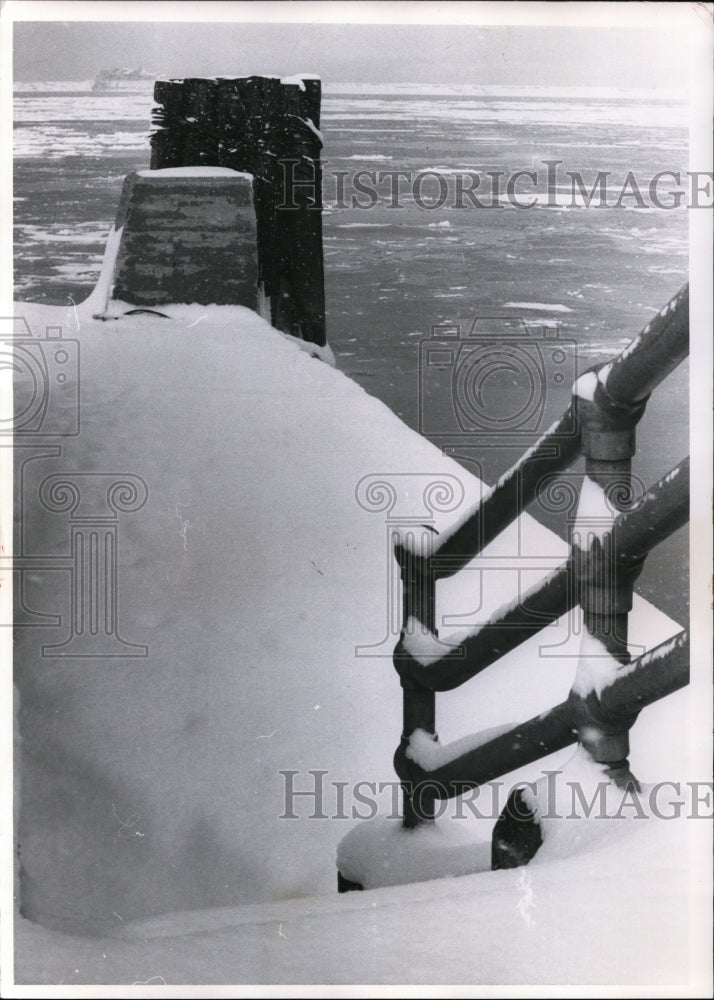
[{"xmin": 150, "ymin": 75, "xmax": 326, "ymax": 346}]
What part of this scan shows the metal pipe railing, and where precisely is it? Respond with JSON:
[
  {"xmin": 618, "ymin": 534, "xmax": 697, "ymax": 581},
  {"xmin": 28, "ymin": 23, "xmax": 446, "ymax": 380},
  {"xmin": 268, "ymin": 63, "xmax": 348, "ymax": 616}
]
[
  {"xmin": 391, "ymin": 284, "xmax": 689, "ymax": 834},
  {"xmin": 395, "ymin": 283, "xmax": 689, "ymax": 585},
  {"xmin": 394, "ymin": 630, "xmax": 689, "ymax": 802},
  {"xmin": 394, "ymin": 405, "xmax": 580, "ymax": 583},
  {"xmin": 394, "ymin": 458, "xmax": 688, "ymax": 693},
  {"xmin": 601, "ymin": 284, "xmax": 689, "ymax": 404},
  {"xmin": 395, "ymin": 561, "xmax": 573, "ymax": 692},
  {"xmin": 338, "ymin": 286, "xmax": 690, "ymax": 888}
]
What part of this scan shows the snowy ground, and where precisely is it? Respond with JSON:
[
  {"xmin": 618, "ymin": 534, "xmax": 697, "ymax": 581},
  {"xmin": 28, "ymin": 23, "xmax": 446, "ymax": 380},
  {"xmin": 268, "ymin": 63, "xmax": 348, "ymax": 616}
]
[
  {"xmin": 14, "ymin": 792, "xmax": 706, "ymax": 988},
  {"xmin": 7, "ymin": 292, "xmax": 710, "ymax": 990}
]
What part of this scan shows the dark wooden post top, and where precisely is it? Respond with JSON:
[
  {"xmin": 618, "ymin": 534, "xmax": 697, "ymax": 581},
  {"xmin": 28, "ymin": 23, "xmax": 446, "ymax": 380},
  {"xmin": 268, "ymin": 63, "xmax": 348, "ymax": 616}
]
[{"xmin": 150, "ymin": 75, "xmax": 326, "ymax": 346}]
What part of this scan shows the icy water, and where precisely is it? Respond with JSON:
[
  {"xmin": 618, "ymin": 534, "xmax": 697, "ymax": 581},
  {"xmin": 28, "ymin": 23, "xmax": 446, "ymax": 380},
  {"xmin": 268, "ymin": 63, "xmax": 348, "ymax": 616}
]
[{"xmin": 13, "ymin": 81, "xmax": 689, "ymax": 623}]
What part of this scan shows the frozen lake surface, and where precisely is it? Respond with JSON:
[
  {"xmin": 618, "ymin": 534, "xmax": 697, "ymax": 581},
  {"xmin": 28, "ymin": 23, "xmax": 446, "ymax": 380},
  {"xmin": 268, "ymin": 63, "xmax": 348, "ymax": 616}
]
[{"xmin": 13, "ymin": 80, "xmax": 689, "ymax": 623}]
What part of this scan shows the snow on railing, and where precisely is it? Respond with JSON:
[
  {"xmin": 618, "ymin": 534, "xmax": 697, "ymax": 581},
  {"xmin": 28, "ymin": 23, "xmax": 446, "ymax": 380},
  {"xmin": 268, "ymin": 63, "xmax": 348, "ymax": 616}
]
[
  {"xmin": 339, "ymin": 284, "xmax": 690, "ymax": 886},
  {"xmin": 394, "ymin": 456, "xmax": 688, "ymax": 692},
  {"xmin": 393, "ymin": 630, "xmax": 689, "ymax": 801}
]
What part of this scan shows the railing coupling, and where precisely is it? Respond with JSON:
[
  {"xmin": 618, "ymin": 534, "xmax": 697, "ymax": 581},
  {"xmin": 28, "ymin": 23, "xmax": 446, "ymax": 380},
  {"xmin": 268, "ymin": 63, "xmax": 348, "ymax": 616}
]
[{"xmin": 574, "ymin": 364, "xmax": 649, "ymax": 461}]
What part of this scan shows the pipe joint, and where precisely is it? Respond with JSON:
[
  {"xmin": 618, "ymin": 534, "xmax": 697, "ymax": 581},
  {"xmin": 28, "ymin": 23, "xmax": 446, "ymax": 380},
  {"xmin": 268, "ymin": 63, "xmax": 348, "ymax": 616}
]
[
  {"xmin": 574, "ymin": 367, "xmax": 649, "ymax": 460},
  {"xmin": 567, "ymin": 688, "xmax": 639, "ymax": 765}
]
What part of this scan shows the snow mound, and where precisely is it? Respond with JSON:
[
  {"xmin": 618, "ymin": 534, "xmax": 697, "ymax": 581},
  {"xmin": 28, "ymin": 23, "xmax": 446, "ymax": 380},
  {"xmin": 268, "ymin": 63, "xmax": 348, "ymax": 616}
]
[
  {"xmin": 13, "ymin": 297, "xmax": 504, "ymax": 936},
  {"xmin": 337, "ymin": 816, "xmax": 491, "ymax": 889}
]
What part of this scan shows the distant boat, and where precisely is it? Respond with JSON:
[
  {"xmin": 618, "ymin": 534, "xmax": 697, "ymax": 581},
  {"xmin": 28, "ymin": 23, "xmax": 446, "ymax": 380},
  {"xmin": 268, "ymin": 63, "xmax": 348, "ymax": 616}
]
[{"xmin": 92, "ymin": 68, "xmax": 155, "ymax": 92}]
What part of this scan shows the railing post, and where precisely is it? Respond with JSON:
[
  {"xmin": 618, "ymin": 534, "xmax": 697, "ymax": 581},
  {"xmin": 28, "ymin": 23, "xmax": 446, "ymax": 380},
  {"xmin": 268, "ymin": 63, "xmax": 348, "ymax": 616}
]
[
  {"xmin": 398, "ymin": 547, "xmax": 437, "ymax": 828},
  {"xmin": 571, "ymin": 367, "xmax": 649, "ymax": 782}
]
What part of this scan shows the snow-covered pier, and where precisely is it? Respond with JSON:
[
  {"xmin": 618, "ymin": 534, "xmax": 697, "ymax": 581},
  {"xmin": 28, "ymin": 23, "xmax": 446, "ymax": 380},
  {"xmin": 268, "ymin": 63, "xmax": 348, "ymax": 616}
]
[
  {"xmin": 12, "ymin": 283, "xmax": 695, "ymax": 983},
  {"xmin": 8, "ymin": 74, "xmax": 703, "ymax": 989}
]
